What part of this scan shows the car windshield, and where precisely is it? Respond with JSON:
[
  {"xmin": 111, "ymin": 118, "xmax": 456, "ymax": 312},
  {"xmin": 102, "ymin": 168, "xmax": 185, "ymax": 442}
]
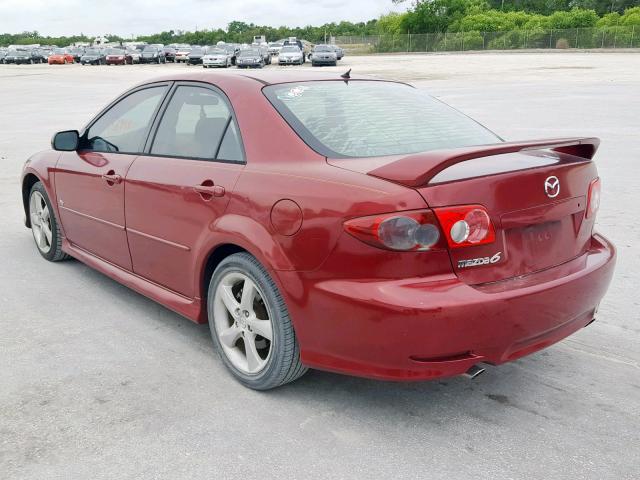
[
  {"xmin": 16, "ymin": 51, "xmax": 30, "ymax": 57},
  {"xmin": 53, "ymin": 49, "xmax": 66, "ymax": 54},
  {"xmin": 208, "ymin": 49, "xmax": 225, "ymax": 55},
  {"xmin": 107, "ymin": 49, "xmax": 123, "ymax": 55},
  {"xmin": 314, "ymin": 46, "xmax": 332, "ymax": 52},
  {"xmin": 85, "ymin": 49, "xmax": 99, "ymax": 55},
  {"xmin": 190, "ymin": 48, "xmax": 204, "ymax": 55},
  {"xmin": 269, "ymin": 43, "xmax": 282, "ymax": 47},
  {"xmin": 240, "ymin": 49, "xmax": 259, "ymax": 56},
  {"xmin": 264, "ymin": 81, "xmax": 500, "ymax": 158},
  {"xmin": 280, "ymin": 46, "xmax": 299, "ymax": 53},
  {"xmin": 143, "ymin": 47, "xmax": 157, "ymax": 52}
]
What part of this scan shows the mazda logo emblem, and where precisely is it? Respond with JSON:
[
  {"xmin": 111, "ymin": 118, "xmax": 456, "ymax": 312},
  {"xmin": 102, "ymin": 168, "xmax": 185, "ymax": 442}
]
[{"xmin": 544, "ymin": 176, "xmax": 560, "ymax": 198}]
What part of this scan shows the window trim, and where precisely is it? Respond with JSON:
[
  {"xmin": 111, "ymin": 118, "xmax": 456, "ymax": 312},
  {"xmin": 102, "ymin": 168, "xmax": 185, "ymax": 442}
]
[
  {"xmin": 143, "ymin": 81, "xmax": 246, "ymax": 165},
  {"xmin": 79, "ymin": 82, "xmax": 173, "ymax": 156}
]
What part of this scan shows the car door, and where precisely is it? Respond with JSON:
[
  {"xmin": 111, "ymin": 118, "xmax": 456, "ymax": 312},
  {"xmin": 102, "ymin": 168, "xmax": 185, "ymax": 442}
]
[
  {"xmin": 55, "ymin": 83, "xmax": 170, "ymax": 270},
  {"xmin": 125, "ymin": 83, "xmax": 245, "ymax": 298}
]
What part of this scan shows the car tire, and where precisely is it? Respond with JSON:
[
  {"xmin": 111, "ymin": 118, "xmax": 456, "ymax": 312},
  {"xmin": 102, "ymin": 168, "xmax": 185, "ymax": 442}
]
[
  {"xmin": 29, "ymin": 182, "xmax": 70, "ymax": 262},
  {"xmin": 207, "ymin": 252, "xmax": 307, "ymax": 390}
]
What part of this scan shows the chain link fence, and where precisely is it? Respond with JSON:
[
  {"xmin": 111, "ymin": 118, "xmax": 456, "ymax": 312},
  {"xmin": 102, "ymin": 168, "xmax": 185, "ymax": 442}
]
[{"xmin": 336, "ymin": 26, "xmax": 638, "ymax": 54}]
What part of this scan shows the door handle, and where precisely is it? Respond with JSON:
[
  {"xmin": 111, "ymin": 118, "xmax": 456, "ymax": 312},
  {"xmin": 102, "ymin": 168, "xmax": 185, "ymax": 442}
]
[
  {"xmin": 193, "ymin": 183, "xmax": 225, "ymax": 200},
  {"xmin": 102, "ymin": 172, "xmax": 122, "ymax": 185}
]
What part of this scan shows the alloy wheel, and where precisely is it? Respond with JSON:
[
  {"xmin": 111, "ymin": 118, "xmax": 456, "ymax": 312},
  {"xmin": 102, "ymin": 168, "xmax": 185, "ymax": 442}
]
[
  {"xmin": 213, "ymin": 272, "xmax": 273, "ymax": 374},
  {"xmin": 29, "ymin": 191, "xmax": 52, "ymax": 254}
]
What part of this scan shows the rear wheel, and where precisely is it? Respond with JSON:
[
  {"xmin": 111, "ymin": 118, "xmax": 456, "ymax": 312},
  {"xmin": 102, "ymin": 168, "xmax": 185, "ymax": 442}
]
[
  {"xmin": 207, "ymin": 253, "xmax": 307, "ymax": 390},
  {"xmin": 29, "ymin": 182, "xmax": 69, "ymax": 262}
]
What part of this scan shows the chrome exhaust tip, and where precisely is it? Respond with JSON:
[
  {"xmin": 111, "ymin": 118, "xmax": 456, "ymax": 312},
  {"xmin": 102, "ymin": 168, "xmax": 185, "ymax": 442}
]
[{"xmin": 463, "ymin": 364, "xmax": 486, "ymax": 379}]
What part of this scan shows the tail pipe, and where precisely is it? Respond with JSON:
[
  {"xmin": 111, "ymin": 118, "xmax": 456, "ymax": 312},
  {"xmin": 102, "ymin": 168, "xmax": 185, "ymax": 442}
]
[{"xmin": 463, "ymin": 364, "xmax": 486, "ymax": 379}]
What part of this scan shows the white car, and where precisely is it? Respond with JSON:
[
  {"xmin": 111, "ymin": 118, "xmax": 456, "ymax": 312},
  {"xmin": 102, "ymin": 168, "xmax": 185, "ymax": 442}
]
[
  {"xmin": 202, "ymin": 49, "xmax": 232, "ymax": 68},
  {"xmin": 175, "ymin": 47, "xmax": 192, "ymax": 63},
  {"xmin": 278, "ymin": 45, "xmax": 303, "ymax": 65}
]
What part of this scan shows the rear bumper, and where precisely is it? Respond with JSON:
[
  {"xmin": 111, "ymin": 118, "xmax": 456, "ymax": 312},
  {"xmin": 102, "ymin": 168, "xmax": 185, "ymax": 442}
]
[{"xmin": 279, "ymin": 234, "xmax": 616, "ymax": 381}]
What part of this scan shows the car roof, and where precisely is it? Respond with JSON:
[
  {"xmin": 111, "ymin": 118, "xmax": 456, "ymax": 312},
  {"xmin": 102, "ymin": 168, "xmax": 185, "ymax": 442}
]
[{"xmin": 146, "ymin": 70, "xmax": 371, "ymax": 87}]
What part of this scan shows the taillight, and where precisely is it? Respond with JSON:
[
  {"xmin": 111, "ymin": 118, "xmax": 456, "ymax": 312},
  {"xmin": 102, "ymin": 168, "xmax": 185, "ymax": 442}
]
[
  {"xmin": 433, "ymin": 205, "xmax": 496, "ymax": 248},
  {"xmin": 586, "ymin": 177, "xmax": 601, "ymax": 219},
  {"xmin": 344, "ymin": 210, "xmax": 445, "ymax": 251}
]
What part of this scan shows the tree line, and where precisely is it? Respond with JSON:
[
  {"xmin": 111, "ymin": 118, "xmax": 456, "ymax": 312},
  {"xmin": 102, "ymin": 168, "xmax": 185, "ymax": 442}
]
[{"xmin": 0, "ymin": 1, "xmax": 638, "ymax": 47}]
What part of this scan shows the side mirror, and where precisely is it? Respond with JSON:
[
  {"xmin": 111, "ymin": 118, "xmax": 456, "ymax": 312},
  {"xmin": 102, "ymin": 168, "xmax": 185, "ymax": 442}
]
[{"xmin": 52, "ymin": 130, "xmax": 79, "ymax": 151}]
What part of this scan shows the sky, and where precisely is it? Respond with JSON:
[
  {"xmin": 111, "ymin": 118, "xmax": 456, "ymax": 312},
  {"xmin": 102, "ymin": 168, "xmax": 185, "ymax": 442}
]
[{"xmin": 0, "ymin": 0, "xmax": 407, "ymax": 37}]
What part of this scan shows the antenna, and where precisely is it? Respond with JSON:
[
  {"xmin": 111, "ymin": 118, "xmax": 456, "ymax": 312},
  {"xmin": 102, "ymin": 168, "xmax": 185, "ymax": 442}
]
[{"xmin": 340, "ymin": 69, "xmax": 351, "ymax": 80}]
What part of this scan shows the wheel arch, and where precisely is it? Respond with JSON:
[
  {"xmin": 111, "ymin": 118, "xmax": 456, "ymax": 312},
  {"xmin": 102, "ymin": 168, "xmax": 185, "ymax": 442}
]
[
  {"xmin": 200, "ymin": 243, "xmax": 247, "ymax": 302},
  {"xmin": 196, "ymin": 228, "xmax": 296, "ymax": 322}
]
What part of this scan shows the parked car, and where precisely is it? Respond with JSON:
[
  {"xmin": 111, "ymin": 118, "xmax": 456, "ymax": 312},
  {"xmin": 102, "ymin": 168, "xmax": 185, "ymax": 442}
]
[
  {"xmin": 256, "ymin": 44, "xmax": 271, "ymax": 64},
  {"xmin": 283, "ymin": 38, "xmax": 308, "ymax": 62},
  {"xmin": 186, "ymin": 47, "xmax": 207, "ymax": 65},
  {"xmin": 5, "ymin": 50, "xmax": 44, "ymax": 64},
  {"xmin": 332, "ymin": 45, "xmax": 344, "ymax": 60},
  {"xmin": 236, "ymin": 48, "xmax": 264, "ymax": 68},
  {"xmin": 105, "ymin": 48, "xmax": 129, "ymax": 65},
  {"xmin": 68, "ymin": 47, "xmax": 85, "ymax": 63},
  {"xmin": 202, "ymin": 48, "xmax": 232, "ymax": 68},
  {"xmin": 310, "ymin": 45, "xmax": 338, "ymax": 67},
  {"xmin": 40, "ymin": 48, "xmax": 54, "ymax": 61},
  {"xmin": 80, "ymin": 48, "xmax": 106, "ymax": 65},
  {"xmin": 174, "ymin": 46, "xmax": 192, "ymax": 63},
  {"xmin": 278, "ymin": 45, "xmax": 303, "ymax": 65},
  {"xmin": 268, "ymin": 42, "xmax": 283, "ymax": 56},
  {"xmin": 163, "ymin": 47, "xmax": 177, "ymax": 62},
  {"xmin": 223, "ymin": 44, "xmax": 239, "ymax": 65},
  {"xmin": 126, "ymin": 49, "xmax": 141, "ymax": 64},
  {"xmin": 21, "ymin": 72, "xmax": 615, "ymax": 390},
  {"xmin": 140, "ymin": 46, "xmax": 166, "ymax": 64},
  {"xmin": 48, "ymin": 48, "xmax": 75, "ymax": 64}
]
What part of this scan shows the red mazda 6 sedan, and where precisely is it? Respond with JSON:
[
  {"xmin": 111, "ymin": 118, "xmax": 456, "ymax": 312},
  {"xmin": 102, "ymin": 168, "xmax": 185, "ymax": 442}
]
[{"xmin": 21, "ymin": 71, "xmax": 615, "ymax": 389}]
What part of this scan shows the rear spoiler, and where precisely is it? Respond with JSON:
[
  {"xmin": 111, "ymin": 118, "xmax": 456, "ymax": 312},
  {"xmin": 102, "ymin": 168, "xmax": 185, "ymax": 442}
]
[{"xmin": 368, "ymin": 137, "xmax": 600, "ymax": 188}]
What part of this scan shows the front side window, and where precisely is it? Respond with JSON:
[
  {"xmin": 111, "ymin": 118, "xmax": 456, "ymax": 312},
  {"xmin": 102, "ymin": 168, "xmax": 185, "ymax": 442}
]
[
  {"xmin": 264, "ymin": 81, "xmax": 500, "ymax": 158},
  {"xmin": 151, "ymin": 85, "xmax": 243, "ymax": 162},
  {"xmin": 84, "ymin": 86, "xmax": 167, "ymax": 153}
]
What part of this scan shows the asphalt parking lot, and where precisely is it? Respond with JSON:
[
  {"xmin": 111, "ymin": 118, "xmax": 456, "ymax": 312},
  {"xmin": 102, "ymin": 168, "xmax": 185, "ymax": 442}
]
[{"xmin": 1, "ymin": 52, "xmax": 639, "ymax": 479}]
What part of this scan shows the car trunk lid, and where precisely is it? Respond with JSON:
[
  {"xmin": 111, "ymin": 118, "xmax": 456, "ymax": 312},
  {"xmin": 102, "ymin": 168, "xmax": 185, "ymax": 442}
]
[{"xmin": 329, "ymin": 137, "xmax": 599, "ymax": 285}]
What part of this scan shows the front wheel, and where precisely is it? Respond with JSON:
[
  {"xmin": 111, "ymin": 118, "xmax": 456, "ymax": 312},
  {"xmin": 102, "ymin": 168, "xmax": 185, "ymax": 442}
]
[
  {"xmin": 29, "ymin": 182, "xmax": 69, "ymax": 262},
  {"xmin": 207, "ymin": 253, "xmax": 307, "ymax": 390}
]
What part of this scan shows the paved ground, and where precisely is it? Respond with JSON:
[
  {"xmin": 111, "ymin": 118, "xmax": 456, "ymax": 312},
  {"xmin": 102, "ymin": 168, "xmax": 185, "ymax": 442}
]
[{"xmin": 1, "ymin": 52, "xmax": 639, "ymax": 480}]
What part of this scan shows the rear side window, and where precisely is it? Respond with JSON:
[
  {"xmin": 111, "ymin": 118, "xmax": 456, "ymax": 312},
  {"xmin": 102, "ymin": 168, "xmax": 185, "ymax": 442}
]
[
  {"xmin": 264, "ymin": 81, "xmax": 500, "ymax": 158},
  {"xmin": 85, "ymin": 86, "xmax": 167, "ymax": 154},
  {"xmin": 151, "ymin": 85, "xmax": 243, "ymax": 162}
]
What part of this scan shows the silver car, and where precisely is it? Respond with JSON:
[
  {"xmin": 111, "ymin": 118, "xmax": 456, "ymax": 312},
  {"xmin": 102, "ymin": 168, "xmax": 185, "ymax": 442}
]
[
  {"xmin": 278, "ymin": 45, "xmax": 303, "ymax": 65},
  {"xmin": 202, "ymin": 48, "xmax": 232, "ymax": 68},
  {"xmin": 310, "ymin": 45, "xmax": 338, "ymax": 67}
]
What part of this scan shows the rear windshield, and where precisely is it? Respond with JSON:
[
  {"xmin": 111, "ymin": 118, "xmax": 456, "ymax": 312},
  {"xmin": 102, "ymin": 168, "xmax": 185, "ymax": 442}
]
[{"xmin": 263, "ymin": 81, "xmax": 500, "ymax": 158}]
